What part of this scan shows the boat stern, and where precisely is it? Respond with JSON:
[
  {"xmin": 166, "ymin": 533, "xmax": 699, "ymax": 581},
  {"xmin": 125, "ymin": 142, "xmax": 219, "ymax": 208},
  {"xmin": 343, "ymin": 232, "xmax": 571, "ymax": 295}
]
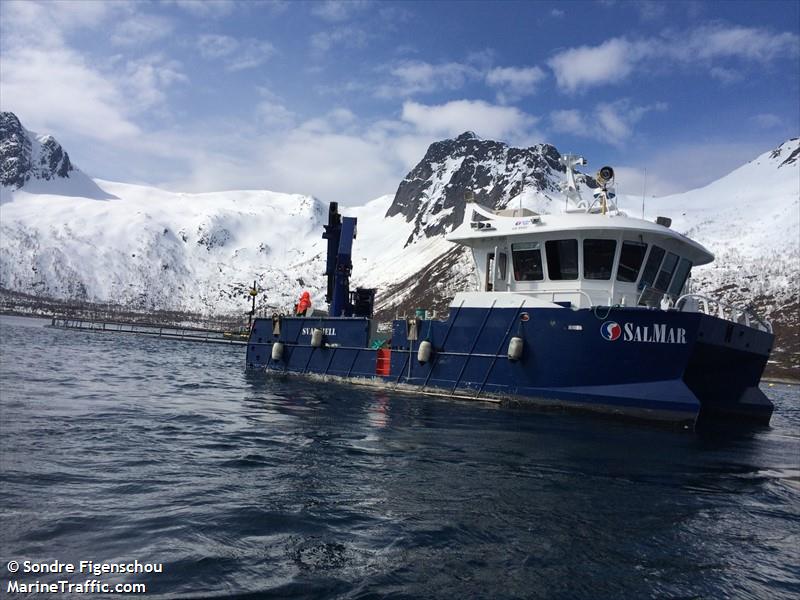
[{"xmin": 683, "ymin": 314, "xmax": 774, "ymax": 425}]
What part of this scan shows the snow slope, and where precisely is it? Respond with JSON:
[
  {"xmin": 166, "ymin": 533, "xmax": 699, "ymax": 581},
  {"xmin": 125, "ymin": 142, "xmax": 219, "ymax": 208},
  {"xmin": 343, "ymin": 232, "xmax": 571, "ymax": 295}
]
[
  {"xmin": 1, "ymin": 182, "xmax": 332, "ymax": 313},
  {"xmin": 622, "ymin": 138, "xmax": 799, "ymax": 310}
]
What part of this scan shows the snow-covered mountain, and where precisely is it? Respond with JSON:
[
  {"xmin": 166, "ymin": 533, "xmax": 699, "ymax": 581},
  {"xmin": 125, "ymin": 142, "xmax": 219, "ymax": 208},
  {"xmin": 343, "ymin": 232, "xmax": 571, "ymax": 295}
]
[
  {"xmin": 0, "ymin": 112, "xmax": 73, "ymax": 188},
  {"xmin": 648, "ymin": 138, "xmax": 799, "ymax": 310},
  {"xmin": 387, "ymin": 131, "xmax": 579, "ymax": 245},
  {"xmin": 0, "ymin": 111, "xmax": 797, "ymax": 372},
  {"xmin": 0, "ymin": 112, "xmax": 113, "ymax": 200}
]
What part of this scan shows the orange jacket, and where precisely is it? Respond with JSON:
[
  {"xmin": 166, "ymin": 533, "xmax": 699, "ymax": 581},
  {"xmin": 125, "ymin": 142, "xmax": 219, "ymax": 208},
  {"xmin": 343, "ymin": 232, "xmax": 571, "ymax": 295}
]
[{"xmin": 297, "ymin": 291, "xmax": 311, "ymax": 315}]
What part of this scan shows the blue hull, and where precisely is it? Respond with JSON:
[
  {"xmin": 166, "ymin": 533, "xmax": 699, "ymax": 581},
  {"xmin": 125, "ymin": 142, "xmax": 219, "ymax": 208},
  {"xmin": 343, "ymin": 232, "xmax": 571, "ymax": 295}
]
[{"xmin": 246, "ymin": 307, "xmax": 774, "ymax": 428}]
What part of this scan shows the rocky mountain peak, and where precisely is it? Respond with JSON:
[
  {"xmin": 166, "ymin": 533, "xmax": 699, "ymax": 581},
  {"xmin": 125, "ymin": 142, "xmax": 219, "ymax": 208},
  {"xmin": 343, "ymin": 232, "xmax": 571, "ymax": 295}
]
[
  {"xmin": 0, "ymin": 111, "xmax": 74, "ymax": 189},
  {"xmin": 770, "ymin": 137, "xmax": 800, "ymax": 168},
  {"xmin": 385, "ymin": 132, "xmax": 567, "ymax": 246}
]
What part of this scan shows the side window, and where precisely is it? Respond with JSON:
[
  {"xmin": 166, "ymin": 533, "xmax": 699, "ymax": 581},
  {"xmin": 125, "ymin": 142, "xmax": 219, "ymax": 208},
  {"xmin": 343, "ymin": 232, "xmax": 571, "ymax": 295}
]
[
  {"xmin": 583, "ymin": 239, "xmax": 617, "ymax": 280},
  {"xmin": 545, "ymin": 239, "xmax": 578, "ymax": 280},
  {"xmin": 654, "ymin": 252, "xmax": 679, "ymax": 291},
  {"xmin": 512, "ymin": 242, "xmax": 543, "ymax": 281},
  {"xmin": 668, "ymin": 258, "xmax": 692, "ymax": 296},
  {"xmin": 617, "ymin": 241, "xmax": 648, "ymax": 282},
  {"xmin": 639, "ymin": 245, "xmax": 665, "ymax": 290}
]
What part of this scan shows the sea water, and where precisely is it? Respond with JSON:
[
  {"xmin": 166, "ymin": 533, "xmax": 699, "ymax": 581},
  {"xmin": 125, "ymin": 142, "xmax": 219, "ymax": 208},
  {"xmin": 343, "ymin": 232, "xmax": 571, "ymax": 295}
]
[{"xmin": 1, "ymin": 315, "xmax": 798, "ymax": 599}]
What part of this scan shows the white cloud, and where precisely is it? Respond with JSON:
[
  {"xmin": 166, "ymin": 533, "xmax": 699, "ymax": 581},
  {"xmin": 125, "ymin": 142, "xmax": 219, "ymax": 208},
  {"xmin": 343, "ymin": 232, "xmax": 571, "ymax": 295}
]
[
  {"xmin": 609, "ymin": 166, "xmax": 671, "ymax": 200},
  {"xmin": 196, "ymin": 34, "xmax": 275, "ymax": 71},
  {"xmin": 310, "ymin": 26, "xmax": 369, "ymax": 54},
  {"xmin": 197, "ymin": 34, "xmax": 239, "ymax": 58},
  {"xmin": 256, "ymin": 130, "xmax": 399, "ymax": 204},
  {"xmin": 376, "ymin": 61, "xmax": 477, "ymax": 97},
  {"xmin": 0, "ymin": 0, "xmax": 118, "ymax": 48},
  {"xmin": 298, "ymin": 108, "xmax": 358, "ymax": 134},
  {"xmin": 595, "ymin": 102, "xmax": 634, "ymax": 141},
  {"xmin": 401, "ymin": 100, "xmax": 538, "ymax": 142},
  {"xmin": 0, "ymin": 46, "xmax": 141, "ymax": 141},
  {"xmin": 549, "ymin": 100, "xmax": 667, "ymax": 145},
  {"xmin": 167, "ymin": 0, "xmax": 237, "ymax": 18},
  {"xmin": 635, "ymin": 2, "xmax": 667, "ymax": 22},
  {"xmin": 751, "ymin": 113, "xmax": 782, "ymax": 128},
  {"xmin": 4, "ymin": 1, "xmax": 788, "ymax": 210},
  {"xmin": 155, "ymin": 101, "xmax": 542, "ymax": 205},
  {"xmin": 0, "ymin": 2, "xmax": 188, "ymax": 144},
  {"xmin": 122, "ymin": 55, "xmax": 188, "ymax": 112},
  {"xmin": 256, "ymin": 101, "xmax": 296, "ymax": 129},
  {"xmin": 311, "ymin": 0, "xmax": 370, "ymax": 22},
  {"xmin": 548, "ymin": 38, "xmax": 648, "ymax": 93},
  {"xmin": 550, "ymin": 8, "xmax": 565, "ymax": 18},
  {"xmin": 548, "ymin": 26, "xmax": 799, "ymax": 92},
  {"xmin": 616, "ymin": 140, "xmax": 777, "ymax": 197},
  {"xmin": 486, "ymin": 66, "xmax": 546, "ymax": 101},
  {"xmin": 133, "ymin": 106, "xmax": 437, "ymax": 206},
  {"xmin": 550, "ymin": 109, "xmax": 587, "ymax": 136},
  {"xmin": 709, "ymin": 66, "xmax": 743, "ymax": 84},
  {"xmin": 685, "ymin": 25, "xmax": 799, "ymax": 62},
  {"xmin": 111, "ymin": 14, "xmax": 174, "ymax": 46}
]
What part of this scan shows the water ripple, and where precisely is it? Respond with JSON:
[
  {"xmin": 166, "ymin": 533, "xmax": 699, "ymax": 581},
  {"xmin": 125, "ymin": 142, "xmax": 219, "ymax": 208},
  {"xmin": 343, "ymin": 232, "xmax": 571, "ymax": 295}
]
[{"xmin": 1, "ymin": 315, "xmax": 798, "ymax": 599}]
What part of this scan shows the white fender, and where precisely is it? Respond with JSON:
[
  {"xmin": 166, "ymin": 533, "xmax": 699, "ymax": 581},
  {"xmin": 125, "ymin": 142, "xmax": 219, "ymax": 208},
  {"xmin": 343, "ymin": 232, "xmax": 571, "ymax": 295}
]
[
  {"xmin": 311, "ymin": 328, "xmax": 324, "ymax": 348},
  {"xmin": 271, "ymin": 342, "xmax": 284, "ymax": 361},
  {"xmin": 417, "ymin": 340, "xmax": 432, "ymax": 363},
  {"xmin": 507, "ymin": 337, "xmax": 523, "ymax": 361}
]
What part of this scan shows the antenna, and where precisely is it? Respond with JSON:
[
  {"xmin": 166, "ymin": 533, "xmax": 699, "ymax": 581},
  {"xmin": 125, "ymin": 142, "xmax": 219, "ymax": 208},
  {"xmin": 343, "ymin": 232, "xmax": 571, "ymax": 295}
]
[{"xmin": 642, "ymin": 168, "xmax": 646, "ymax": 219}]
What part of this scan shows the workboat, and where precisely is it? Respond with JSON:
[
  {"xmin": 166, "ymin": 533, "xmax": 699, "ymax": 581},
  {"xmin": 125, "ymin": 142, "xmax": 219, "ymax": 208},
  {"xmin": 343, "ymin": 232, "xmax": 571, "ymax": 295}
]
[{"xmin": 246, "ymin": 156, "xmax": 774, "ymax": 428}]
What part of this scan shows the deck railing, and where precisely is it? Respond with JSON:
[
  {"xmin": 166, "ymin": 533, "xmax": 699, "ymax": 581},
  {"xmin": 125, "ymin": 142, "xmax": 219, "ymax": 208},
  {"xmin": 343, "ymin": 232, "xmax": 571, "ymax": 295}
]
[{"xmin": 675, "ymin": 294, "xmax": 772, "ymax": 333}]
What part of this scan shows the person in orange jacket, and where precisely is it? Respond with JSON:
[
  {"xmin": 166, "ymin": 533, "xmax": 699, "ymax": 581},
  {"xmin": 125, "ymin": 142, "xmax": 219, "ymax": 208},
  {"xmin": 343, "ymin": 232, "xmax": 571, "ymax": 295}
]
[{"xmin": 295, "ymin": 291, "xmax": 312, "ymax": 316}]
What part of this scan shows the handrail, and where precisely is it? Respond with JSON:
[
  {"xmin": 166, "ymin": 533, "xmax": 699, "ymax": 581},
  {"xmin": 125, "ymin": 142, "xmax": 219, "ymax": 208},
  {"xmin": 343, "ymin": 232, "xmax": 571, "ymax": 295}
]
[{"xmin": 675, "ymin": 294, "xmax": 772, "ymax": 333}]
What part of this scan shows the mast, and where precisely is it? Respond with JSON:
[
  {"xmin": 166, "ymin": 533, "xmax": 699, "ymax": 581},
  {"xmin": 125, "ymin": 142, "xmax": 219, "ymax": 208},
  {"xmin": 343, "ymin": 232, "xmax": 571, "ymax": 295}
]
[
  {"xmin": 558, "ymin": 154, "xmax": 587, "ymax": 210},
  {"xmin": 322, "ymin": 202, "xmax": 357, "ymax": 317}
]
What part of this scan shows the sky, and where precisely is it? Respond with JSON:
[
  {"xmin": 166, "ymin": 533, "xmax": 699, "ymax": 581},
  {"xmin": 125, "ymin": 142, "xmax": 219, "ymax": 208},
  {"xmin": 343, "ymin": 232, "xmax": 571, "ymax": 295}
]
[{"xmin": 1, "ymin": 0, "xmax": 798, "ymax": 205}]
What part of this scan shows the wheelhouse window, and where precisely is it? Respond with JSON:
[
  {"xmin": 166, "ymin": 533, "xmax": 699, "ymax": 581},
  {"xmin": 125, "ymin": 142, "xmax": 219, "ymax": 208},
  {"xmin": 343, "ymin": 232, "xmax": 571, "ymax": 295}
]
[
  {"xmin": 512, "ymin": 242, "xmax": 543, "ymax": 281},
  {"xmin": 668, "ymin": 258, "xmax": 692, "ymax": 296},
  {"xmin": 583, "ymin": 239, "xmax": 617, "ymax": 280},
  {"xmin": 654, "ymin": 252, "xmax": 679, "ymax": 291},
  {"xmin": 638, "ymin": 245, "xmax": 665, "ymax": 290},
  {"xmin": 616, "ymin": 241, "xmax": 648, "ymax": 283},
  {"xmin": 545, "ymin": 239, "xmax": 578, "ymax": 280}
]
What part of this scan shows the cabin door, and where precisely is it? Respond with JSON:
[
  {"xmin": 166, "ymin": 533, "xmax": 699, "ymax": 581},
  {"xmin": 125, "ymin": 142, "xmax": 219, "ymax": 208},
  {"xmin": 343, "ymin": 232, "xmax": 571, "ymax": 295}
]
[{"xmin": 486, "ymin": 251, "xmax": 508, "ymax": 292}]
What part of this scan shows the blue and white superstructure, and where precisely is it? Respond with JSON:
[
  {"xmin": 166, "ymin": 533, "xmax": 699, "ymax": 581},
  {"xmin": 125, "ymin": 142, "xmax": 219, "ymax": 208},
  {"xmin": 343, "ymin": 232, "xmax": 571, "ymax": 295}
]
[{"xmin": 246, "ymin": 157, "xmax": 775, "ymax": 428}]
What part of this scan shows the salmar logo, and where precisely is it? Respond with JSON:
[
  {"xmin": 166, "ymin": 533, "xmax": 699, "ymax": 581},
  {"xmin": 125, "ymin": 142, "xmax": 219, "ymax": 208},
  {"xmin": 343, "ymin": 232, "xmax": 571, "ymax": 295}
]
[
  {"xmin": 600, "ymin": 321, "xmax": 622, "ymax": 341},
  {"xmin": 599, "ymin": 321, "xmax": 688, "ymax": 344}
]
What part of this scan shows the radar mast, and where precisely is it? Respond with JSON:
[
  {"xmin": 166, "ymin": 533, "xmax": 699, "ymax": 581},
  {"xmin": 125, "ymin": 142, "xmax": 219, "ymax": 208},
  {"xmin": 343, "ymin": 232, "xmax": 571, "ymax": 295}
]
[{"xmin": 559, "ymin": 154, "xmax": 588, "ymax": 210}]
